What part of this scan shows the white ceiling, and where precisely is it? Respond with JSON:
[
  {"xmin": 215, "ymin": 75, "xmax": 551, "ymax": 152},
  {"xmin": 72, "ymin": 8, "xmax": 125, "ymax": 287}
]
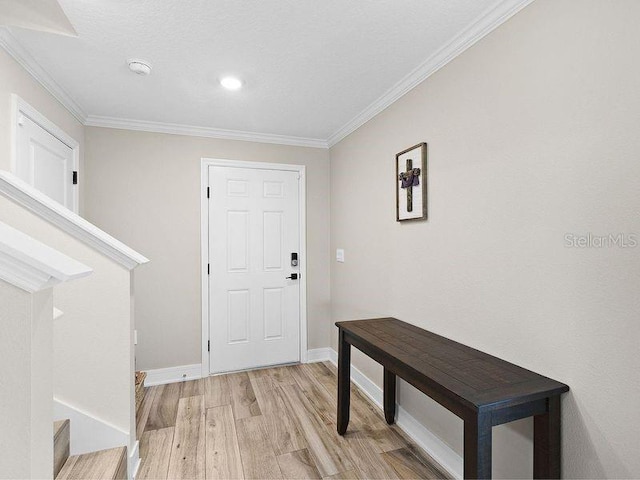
[{"xmin": 3, "ymin": 0, "xmax": 531, "ymax": 146}]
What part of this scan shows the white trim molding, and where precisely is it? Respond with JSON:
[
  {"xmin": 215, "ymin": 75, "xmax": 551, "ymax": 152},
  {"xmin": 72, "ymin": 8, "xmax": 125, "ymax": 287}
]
[
  {"xmin": 2, "ymin": 2, "xmax": 531, "ymax": 151},
  {"xmin": 305, "ymin": 348, "xmax": 332, "ymax": 363},
  {"xmin": 200, "ymin": 158, "xmax": 308, "ymax": 377},
  {"xmin": 0, "ymin": 220, "xmax": 92, "ymax": 292},
  {"xmin": 0, "ymin": 171, "xmax": 149, "ymax": 270},
  {"xmin": 0, "ymin": 27, "xmax": 86, "ymax": 123},
  {"xmin": 53, "ymin": 397, "xmax": 129, "ymax": 456},
  {"xmin": 326, "ymin": 0, "xmax": 535, "ymax": 146},
  {"xmin": 326, "ymin": 349, "xmax": 463, "ymax": 479},
  {"xmin": 144, "ymin": 364, "xmax": 203, "ymax": 387},
  {"xmin": 129, "ymin": 440, "xmax": 140, "ymax": 480},
  {"xmin": 85, "ymin": 115, "xmax": 328, "ymax": 149},
  {"xmin": 53, "ymin": 397, "xmax": 139, "ymax": 480}
]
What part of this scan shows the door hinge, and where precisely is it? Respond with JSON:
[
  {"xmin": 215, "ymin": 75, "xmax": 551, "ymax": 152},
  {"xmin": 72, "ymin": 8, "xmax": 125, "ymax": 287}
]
[
  {"xmin": 207, "ymin": 187, "xmax": 210, "ymax": 198},
  {"xmin": 207, "ymin": 340, "xmax": 210, "ymax": 352},
  {"xmin": 72, "ymin": 171, "xmax": 78, "ymax": 185},
  {"xmin": 207, "ymin": 263, "xmax": 210, "ymax": 275}
]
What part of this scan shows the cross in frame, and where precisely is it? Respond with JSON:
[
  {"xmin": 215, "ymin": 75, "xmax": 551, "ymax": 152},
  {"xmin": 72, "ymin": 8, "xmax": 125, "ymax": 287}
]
[{"xmin": 398, "ymin": 158, "xmax": 421, "ymax": 212}]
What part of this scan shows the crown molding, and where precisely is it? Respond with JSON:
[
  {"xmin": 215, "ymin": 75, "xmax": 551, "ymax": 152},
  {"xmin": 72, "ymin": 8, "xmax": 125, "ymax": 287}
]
[
  {"xmin": 0, "ymin": 220, "xmax": 92, "ymax": 292},
  {"xmin": 0, "ymin": 27, "xmax": 86, "ymax": 123},
  {"xmin": 1, "ymin": 1, "xmax": 533, "ymax": 150},
  {"xmin": 85, "ymin": 115, "xmax": 329, "ymax": 149},
  {"xmin": 0, "ymin": 28, "xmax": 325, "ymax": 148},
  {"xmin": 0, "ymin": 171, "xmax": 149, "ymax": 270},
  {"xmin": 326, "ymin": 0, "xmax": 535, "ymax": 147}
]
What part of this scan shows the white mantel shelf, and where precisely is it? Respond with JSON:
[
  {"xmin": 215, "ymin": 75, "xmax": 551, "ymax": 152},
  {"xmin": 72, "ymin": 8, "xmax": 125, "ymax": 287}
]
[
  {"xmin": 0, "ymin": 221, "xmax": 92, "ymax": 292},
  {"xmin": 0, "ymin": 171, "xmax": 149, "ymax": 270}
]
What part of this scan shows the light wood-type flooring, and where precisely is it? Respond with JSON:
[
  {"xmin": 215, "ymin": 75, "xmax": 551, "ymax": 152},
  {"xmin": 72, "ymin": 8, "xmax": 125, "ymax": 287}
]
[{"xmin": 136, "ymin": 361, "xmax": 450, "ymax": 479}]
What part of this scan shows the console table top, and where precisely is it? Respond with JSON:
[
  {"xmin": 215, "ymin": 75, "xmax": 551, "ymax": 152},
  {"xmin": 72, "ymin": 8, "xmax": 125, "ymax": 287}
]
[{"xmin": 336, "ymin": 317, "xmax": 569, "ymax": 410}]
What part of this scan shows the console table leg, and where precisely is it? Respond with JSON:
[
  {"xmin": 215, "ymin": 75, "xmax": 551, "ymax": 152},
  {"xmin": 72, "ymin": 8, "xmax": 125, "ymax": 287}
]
[
  {"xmin": 383, "ymin": 368, "xmax": 396, "ymax": 424},
  {"xmin": 464, "ymin": 411, "xmax": 492, "ymax": 480},
  {"xmin": 337, "ymin": 329, "xmax": 351, "ymax": 435},
  {"xmin": 534, "ymin": 396, "xmax": 561, "ymax": 479}
]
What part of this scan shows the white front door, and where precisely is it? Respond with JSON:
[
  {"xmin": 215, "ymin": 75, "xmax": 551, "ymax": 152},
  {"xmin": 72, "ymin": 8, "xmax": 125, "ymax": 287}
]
[
  {"xmin": 16, "ymin": 114, "xmax": 76, "ymax": 211},
  {"xmin": 208, "ymin": 165, "xmax": 301, "ymax": 374}
]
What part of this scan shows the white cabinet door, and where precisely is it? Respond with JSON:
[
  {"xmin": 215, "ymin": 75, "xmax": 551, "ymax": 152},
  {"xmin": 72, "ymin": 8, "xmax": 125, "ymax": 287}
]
[
  {"xmin": 16, "ymin": 114, "xmax": 75, "ymax": 211},
  {"xmin": 208, "ymin": 166, "xmax": 300, "ymax": 373}
]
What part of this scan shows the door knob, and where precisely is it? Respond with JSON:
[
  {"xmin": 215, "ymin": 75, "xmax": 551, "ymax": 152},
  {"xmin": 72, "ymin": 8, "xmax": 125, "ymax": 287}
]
[{"xmin": 286, "ymin": 273, "xmax": 298, "ymax": 280}]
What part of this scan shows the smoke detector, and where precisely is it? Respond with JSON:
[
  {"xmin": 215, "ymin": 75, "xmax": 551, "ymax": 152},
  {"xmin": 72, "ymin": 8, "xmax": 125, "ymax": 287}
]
[{"xmin": 128, "ymin": 59, "xmax": 152, "ymax": 75}]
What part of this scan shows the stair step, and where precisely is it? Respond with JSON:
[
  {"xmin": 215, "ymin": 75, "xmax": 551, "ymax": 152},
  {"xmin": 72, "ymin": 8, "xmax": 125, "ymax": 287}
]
[
  {"xmin": 53, "ymin": 419, "xmax": 70, "ymax": 478},
  {"xmin": 56, "ymin": 446, "xmax": 127, "ymax": 480}
]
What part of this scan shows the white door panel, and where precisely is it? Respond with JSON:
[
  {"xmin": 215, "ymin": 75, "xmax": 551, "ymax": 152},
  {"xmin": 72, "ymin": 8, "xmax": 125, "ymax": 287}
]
[
  {"xmin": 16, "ymin": 114, "xmax": 75, "ymax": 210},
  {"xmin": 209, "ymin": 166, "xmax": 300, "ymax": 373}
]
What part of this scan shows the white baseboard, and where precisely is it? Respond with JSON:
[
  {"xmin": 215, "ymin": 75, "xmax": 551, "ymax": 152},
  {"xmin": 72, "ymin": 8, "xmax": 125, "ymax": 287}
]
[
  {"xmin": 305, "ymin": 347, "xmax": 332, "ymax": 363},
  {"xmin": 129, "ymin": 440, "xmax": 140, "ymax": 480},
  {"xmin": 144, "ymin": 363, "xmax": 202, "ymax": 386},
  {"xmin": 326, "ymin": 349, "xmax": 463, "ymax": 479},
  {"xmin": 53, "ymin": 397, "xmax": 129, "ymax": 456}
]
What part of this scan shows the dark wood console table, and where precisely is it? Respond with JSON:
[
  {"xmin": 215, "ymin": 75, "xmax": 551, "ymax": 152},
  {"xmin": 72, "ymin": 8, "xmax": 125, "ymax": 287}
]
[{"xmin": 336, "ymin": 318, "xmax": 569, "ymax": 479}]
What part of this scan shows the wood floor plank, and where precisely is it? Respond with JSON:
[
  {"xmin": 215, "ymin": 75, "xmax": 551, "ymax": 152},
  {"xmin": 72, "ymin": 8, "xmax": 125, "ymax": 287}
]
[
  {"xmin": 262, "ymin": 401, "xmax": 308, "ymax": 455},
  {"xmin": 54, "ymin": 419, "xmax": 70, "ymax": 478},
  {"xmin": 137, "ymin": 387, "xmax": 158, "ymax": 438},
  {"xmin": 228, "ymin": 372, "xmax": 261, "ymax": 420},
  {"xmin": 146, "ymin": 383, "xmax": 181, "ymax": 431},
  {"xmin": 322, "ymin": 469, "xmax": 362, "ymax": 480},
  {"xmin": 56, "ymin": 447, "xmax": 127, "ymax": 480},
  {"xmin": 302, "ymin": 363, "xmax": 337, "ymax": 395},
  {"xmin": 276, "ymin": 449, "xmax": 321, "ymax": 479},
  {"xmin": 179, "ymin": 379, "xmax": 204, "ymax": 398},
  {"xmin": 248, "ymin": 374, "xmax": 280, "ymax": 414},
  {"xmin": 268, "ymin": 366, "xmax": 297, "ymax": 386},
  {"xmin": 205, "ymin": 374, "xmax": 231, "ymax": 409},
  {"xmin": 247, "ymin": 366, "xmax": 296, "ymax": 387},
  {"xmin": 205, "ymin": 405, "xmax": 244, "ymax": 479},
  {"xmin": 405, "ymin": 444, "xmax": 452, "ymax": 479},
  {"xmin": 167, "ymin": 396, "xmax": 206, "ymax": 479},
  {"xmin": 290, "ymin": 365, "xmax": 337, "ymax": 428},
  {"xmin": 280, "ymin": 384, "xmax": 352, "ymax": 477},
  {"xmin": 235, "ymin": 415, "xmax": 283, "ymax": 479},
  {"xmin": 365, "ymin": 427, "xmax": 406, "ymax": 453},
  {"xmin": 297, "ymin": 365, "xmax": 398, "ymax": 479},
  {"xmin": 381, "ymin": 447, "xmax": 449, "ymax": 479},
  {"xmin": 250, "ymin": 372, "xmax": 307, "ymax": 455},
  {"xmin": 137, "ymin": 427, "xmax": 174, "ymax": 480},
  {"xmin": 314, "ymin": 363, "xmax": 386, "ymax": 426},
  {"xmin": 340, "ymin": 431, "xmax": 399, "ymax": 480}
]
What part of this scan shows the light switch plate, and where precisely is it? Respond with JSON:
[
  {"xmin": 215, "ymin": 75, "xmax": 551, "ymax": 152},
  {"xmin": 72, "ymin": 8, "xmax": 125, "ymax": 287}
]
[{"xmin": 336, "ymin": 248, "xmax": 345, "ymax": 263}]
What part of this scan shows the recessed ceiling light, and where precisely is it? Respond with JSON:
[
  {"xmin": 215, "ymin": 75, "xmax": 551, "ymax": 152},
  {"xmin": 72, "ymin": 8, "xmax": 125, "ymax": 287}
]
[
  {"xmin": 220, "ymin": 76, "xmax": 243, "ymax": 90},
  {"xmin": 128, "ymin": 59, "xmax": 152, "ymax": 75}
]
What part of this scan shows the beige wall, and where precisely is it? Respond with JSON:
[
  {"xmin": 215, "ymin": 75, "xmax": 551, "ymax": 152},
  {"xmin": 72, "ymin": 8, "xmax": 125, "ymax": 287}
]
[
  {"xmin": 84, "ymin": 127, "xmax": 331, "ymax": 370},
  {"xmin": 329, "ymin": 1, "xmax": 640, "ymax": 478},
  {"xmin": 0, "ymin": 48, "xmax": 85, "ymax": 211}
]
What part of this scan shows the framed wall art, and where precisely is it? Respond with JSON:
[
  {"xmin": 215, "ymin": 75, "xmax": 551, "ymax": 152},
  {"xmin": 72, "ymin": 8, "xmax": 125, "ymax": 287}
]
[{"xmin": 396, "ymin": 142, "xmax": 427, "ymax": 221}]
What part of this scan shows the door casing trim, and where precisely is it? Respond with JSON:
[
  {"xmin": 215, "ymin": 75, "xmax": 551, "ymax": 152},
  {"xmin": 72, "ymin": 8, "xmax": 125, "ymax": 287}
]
[{"xmin": 200, "ymin": 158, "xmax": 308, "ymax": 377}]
